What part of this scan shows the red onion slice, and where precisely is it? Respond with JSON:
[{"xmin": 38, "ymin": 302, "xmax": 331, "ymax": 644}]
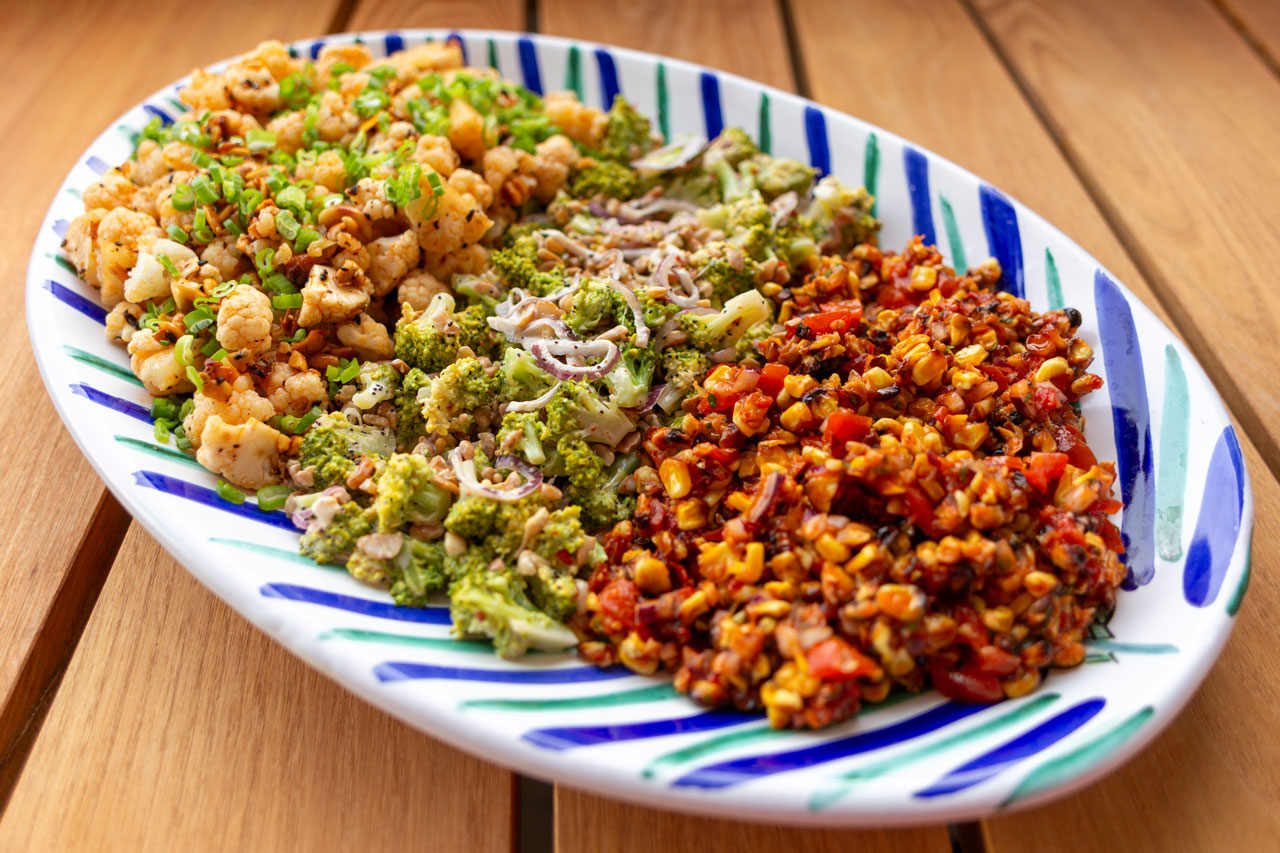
[
  {"xmin": 506, "ymin": 382, "xmax": 561, "ymax": 413},
  {"xmin": 708, "ymin": 346, "xmax": 738, "ymax": 363},
  {"xmin": 630, "ymin": 134, "xmax": 706, "ymax": 171},
  {"xmin": 449, "ymin": 447, "xmax": 543, "ymax": 502},
  {"xmin": 632, "ymin": 383, "xmax": 666, "ymax": 412},
  {"xmin": 745, "ymin": 471, "xmax": 783, "ymax": 524},
  {"xmin": 530, "ymin": 339, "xmax": 620, "ymax": 381},
  {"xmin": 605, "ymin": 278, "xmax": 649, "ymax": 347}
]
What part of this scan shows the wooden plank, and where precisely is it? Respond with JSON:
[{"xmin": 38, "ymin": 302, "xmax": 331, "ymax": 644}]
[
  {"xmin": 0, "ymin": 0, "xmax": 339, "ymax": 790},
  {"xmin": 1215, "ymin": 0, "xmax": 1280, "ymax": 74},
  {"xmin": 554, "ymin": 789, "xmax": 951, "ymax": 853},
  {"xmin": 0, "ymin": 528, "xmax": 516, "ymax": 852},
  {"xmin": 971, "ymin": 0, "xmax": 1280, "ymax": 476},
  {"xmin": 538, "ymin": 2, "xmax": 941, "ymax": 847},
  {"xmin": 348, "ymin": 0, "xmax": 526, "ymax": 31}
]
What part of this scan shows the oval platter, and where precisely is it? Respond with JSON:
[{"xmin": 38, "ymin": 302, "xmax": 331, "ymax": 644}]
[{"xmin": 26, "ymin": 29, "xmax": 1253, "ymax": 826}]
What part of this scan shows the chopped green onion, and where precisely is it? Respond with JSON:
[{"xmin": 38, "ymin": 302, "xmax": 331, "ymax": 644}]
[
  {"xmin": 191, "ymin": 209, "xmax": 216, "ymax": 243},
  {"xmin": 171, "ymin": 183, "xmax": 196, "ymax": 211},
  {"xmin": 256, "ymin": 484, "xmax": 293, "ymax": 512},
  {"xmin": 272, "ymin": 293, "xmax": 303, "ymax": 310},
  {"xmin": 200, "ymin": 337, "xmax": 223, "ymax": 357},
  {"xmin": 178, "ymin": 397, "xmax": 195, "ymax": 420},
  {"xmin": 353, "ymin": 87, "xmax": 389, "ymax": 117},
  {"xmin": 210, "ymin": 280, "xmax": 237, "ymax": 298},
  {"xmin": 279, "ymin": 405, "xmax": 323, "ymax": 435},
  {"xmin": 190, "ymin": 149, "xmax": 212, "ymax": 168},
  {"xmin": 246, "ymin": 129, "xmax": 277, "ymax": 152},
  {"xmin": 274, "ymin": 209, "xmax": 301, "ymax": 241},
  {"xmin": 185, "ymin": 365, "xmax": 204, "ymax": 394},
  {"xmin": 157, "ymin": 253, "xmax": 179, "ymax": 276},
  {"xmin": 286, "ymin": 329, "xmax": 307, "ymax": 343},
  {"xmin": 174, "ymin": 334, "xmax": 195, "ymax": 367},
  {"xmin": 184, "ymin": 306, "xmax": 214, "ymax": 331},
  {"xmin": 238, "ymin": 188, "xmax": 265, "ymax": 220},
  {"xmin": 150, "ymin": 397, "xmax": 179, "ymax": 421},
  {"xmin": 154, "ymin": 421, "xmax": 172, "ymax": 443},
  {"xmin": 254, "ymin": 247, "xmax": 276, "ymax": 274},
  {"xmin": 208, "ymin": 348, "xmax": 228, "ymax": 362},
  {"xmin": 264, "ymin": 170, "xmax": 287, "ymax": 195},
  {"xmin": 215, "ymin": 481, "xmax": 246, "ymax": 505},
  {"xmin": 275, "ymin": 184, "xmax": 306, "ymax": 213},
  {"xmin": 191, "ymin": 174, "xmax": 219, "ymax": 205},
  {"xmin": 224, "ymin": 219, "xmax": 244, "ymax": 236},
  {"xmin": 261, "ymin": 271, "xmax": 296, "ymax": 294},
  {"xmin": 293, "ymin": 227, "xmax": 320, "ymax": 253},
  {"xmin": 426, "ymin": 169, "xmax": 444, "ymax": 197},
  {"xmin": 166, "ymin": 224, "xmax": 189, "ymax": 244}
]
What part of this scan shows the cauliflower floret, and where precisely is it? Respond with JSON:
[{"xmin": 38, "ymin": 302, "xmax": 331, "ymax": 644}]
[
  {"xmin": 349, "ymin": 177, "xmax": 398, "ymax": 222},
  {"xmin": 385, "ymin": 41, "xmax": 462, "ymax": 86},
  {"xmin": 97, "ymin": 208, "xmax": 161, "ymax": 308},
  {"xmin": 180, "ymin": 68, "xmax": 232, "ymax": 111},
  {"xmin": 83, "ymin": 168, "xmax": 137, "ymax": 212},
  {"xmin": 216, "ymin": 284, "xmax": 274, "ymax": 357},
  {"xmin": 544, "ymin": 91, "xmax": 607, "ymax": 148},
  {"xmin": 295, "ymin": 149, "xmax": 347, "ymax": 193},
  {"xmin": 63, "ymin": 210, "xmax": 105, "ymax": 286},
  {"xmin": 410, "ymin": 134, "xmax": 459, "ymax": 178},
  {"xmin": 183, "ymin": 372, "xmax": 276, "ymax": 450},
  {"xmin": 366, "ymin": 121, "xmax": 416, "ymax": 156},
  {"xmin": 529, "ymin": 134, "xmax": 578, "ymax": 203},
  {"xmin": 447, "ymin": 168, "xmax": 494, "ymax": 209},
  {"xmin": 226, "ymin": 64, "xmax": 282, "ymax": 114},
  {"xmin": 317, "ymin": 43, "xmax": 372, "ymax": 78},
  {"xmin": 154, "ymin": 171, "xmax": 199, "ymax": 232},
  {"xmin": 196, "ymin": 415, "xmax": 285, "ymax": 489},
  {"xmin": 365, "ymin": 230, "xmax": 421, "ymax": 296},
  {"xmin": 241, "ymin": 40, "xmax": 296, "ymax": 80},
  {"xmin": 128, "ymin": 329, "xmax": 196, "ymax": 396},
  {"xmin": 266, "ymin": 110, "xmax": 306, "ymax": 154},
  {"xmin": 126, "ymin": 140, "xmax": 170, "ymax": 187},
  {"xmin": 336, "ymin": 313, "xmax": 395, "ymax": 360},
  {"xmin": 424, "ymin": 244, "xmax": 488, "ymax": 280},
  {"xmin": 160, "ymin": 141, "xmax": 201, "ymax": 173},
  {"xmin": 297, "ymin": 263, "xmax": 371, "ymax": 327},
  {"xmin": 123, "ymin": 252, "xmax": 169, "ymax": 303},
  {"xmin": 200, "ymin": 237, "xmax": 243, "ymax": 281},
  {"xmin": 204, "ymin": 109, "xmax": 264, "ymax": 140},
  {"xmin": 396, "ymin": 268, "xmax": 449, "ymax": 312},
  {"xmin": 447, "ymin": 97, "xmax": 487, "ymax": 162},
  {"xmin": 263, "ymin": 360, "xmax": 328, "ymax": 416},
  {"xmin": 315, "ymin": 89, "xmax": 359, "ymax": 143},
  {"xmin": 408, "ymin": 182, "xmax": 491, "ymax": 255},
  {"xmin": 105, "ymin": 302, "xmax": 143, "ymax": 344}
]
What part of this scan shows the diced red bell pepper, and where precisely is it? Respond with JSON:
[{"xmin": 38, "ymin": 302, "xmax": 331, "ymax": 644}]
[
  {"xmin": 904, "ymin": 484, "xmax": 940, "ymax": 538},
  {"xmin": 930, "ymin": 659, "xmax": 1004, "ymax": 703},
  {"xmin": 823, "ymin": 409, "xmax": 872, "ymax": 445},
  {"xmin": 596, "ymin": 579, "xmax": 641, "ymax": 633},
  {"xmin": 757, "ymin": 363, "xmax": 790, "ymax": 397},
  {"xmin": 1023, "ymin": 451, "xmax": 1069, "ymax": 492},
  {"xmin": 791, "ymin": 305, "xmax": 862, "ymax": 336},
  {"xmin": 806, "ymin": 637, "xmax": 880, "ymax": 682},
  {"xmin": 700, "ymin": 364, "xmax": 760, "ymax": 414}
]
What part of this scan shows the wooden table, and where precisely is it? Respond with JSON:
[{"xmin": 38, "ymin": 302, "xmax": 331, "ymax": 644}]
[{"xmin": 2, "ymin": 0, "xmax": 1277, "ymax": 849}]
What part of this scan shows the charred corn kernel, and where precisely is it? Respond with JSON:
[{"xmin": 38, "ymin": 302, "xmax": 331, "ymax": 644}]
[
  {"xmin": 862, "ymin": 679, "xmax": 892, "ymax": 703},
  {"xmin": 873, "ymin": 417, "xmax": 904, "ymax": 437},
  {"xmin": 909, "ymin": 264, "xmax": 938, "ymax": 291},
  {"xmin": 633, "ymin": 557, "xmax": 672, "ymax": 594},
  {"xmin": 863, "ymin": 366, "xmax": 895, "ymax": 391},
  {"xmin": 1024, "ymin": 570, "xmax": 1059, "ymax": 597},
  {"xmin": 810, "ymin": 394, "xmax": 839, "ymax": 420},
  {"xmin": 1002, "ymin": 668, "xmax": 1041, "ymax": 699},
  {"xmin": 815, "ymin": 533, "xmax": 851, "ymax": 563},
  {"xmin": 847, "ymin": 542, "xmax": 881, "ymax": 574},
  {"xmin": 678, "ymin": 590, "xmax": 710, "ymax": 622},
  {"xmin": 954, "ymin": 344, "xmax": 988, "ymax": 366},
  {"xmin": 697, "ymin": 541, "xmax": 733, "ymax": 572},
  {"xmin": 743, "ymin": 542, "xmax": 766, "ymax": 582},
  {"xmin": 911, "ymin": 351, "xmax": 948, "ymax": 387},
  {"xmin": 1034, "ymin": 356, "xmax": 1071, "ymax": 382},
  {"xmin": 952, "ymin": 422, "xmax": 990, "ymax": 451},
  {"xmin": 975, "ymin": 328, "xmax": 999, "ymax": 349},
  {"xmin": 675, "ymin": 498, "xmax": 708, "ymax": 530},
  {"xmin": 748, "ymin": 598, "xmax": 790, "ymax": 619},
  {"xmin": 783, "ymin": 373, "xmax": 817, "ymax": 397},
  {"xmin": 780, "ymin": 401, "xmax": 813, "ymax": 431},
  {"xmin": 948, "ymin": 314, "xmax": 971, "ymax": 345},
  {"xmin": 876, "ymin": 583, "xmax": 926, "ymax": 622},
  {"xmin": 618, "ymin": 632, "xmax": 660, "ymax": 675},
  {"xmin": 982, "ymin": 605, "xmax": 1015, "ymax": 634},
  {"xmin": 726, "ymin": 491, "xmax": 752, "ymax": 513},
  {"xmin": 760, "ymin": 281, "xmax": 783, "ymax": 297},
  {"xmin": 1068, "ymin": 339, "xmax": 1094, "ymax": 365},
  {"xmin": 659, "ymin": 458, "xmax": 692, "ymax": 499}
]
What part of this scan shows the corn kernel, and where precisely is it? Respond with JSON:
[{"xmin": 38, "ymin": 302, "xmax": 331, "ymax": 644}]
[
  {"xmin": 911, "ymin": 351, "xmax": 948, "ymax": 387},
  {"xmin": 863, "ymin": 366, "xmax": 896, "ymax": 391},
  {"xmin": 954, "ymin": 344, "xmax": 988, "ymax": 366},
  {"xmin": 725, "ymin": 491, "xmax": 752, "ymax": 513},
  {"xmin": 952, "ymin": 422, "xmax": 990, "ymax": 451},
  {"xmin": 846, "ymin": 542, "xmax": 881, "ymax": 574},
  {"xmin": 909, "ymin": 265, "xmax": 938, "ymax": 291},
  {"xmin": 1068, "ymin": 339, "xmax": 1094, "ymax": 365},
  {"xmin": 876, "ymin": 583, "xmax": 926, "ymax": 622},
  {"xmin": 675, "ymin": 498, "xmax": 708, "ymax": 530},
  {"xmin": 948, "ymin": 315, "xmax": 971, "ymax": 346},
  {"xmin": 634, "ymin": 557, "xmax": 672, "ymax": 594},
  {"xmin": 783, "ymin": 373, "xmax": 817, "ymax": 397},
  {"xmin": 659, "ymin": 458, "xmax": 692, "ymax": 499},
  {"xmin": 1002, "ymin": 669, "xmax": 1041, "ymax": 699},
  {"xmin": 1024, "ymin": 570, "xmax": 1059, "ymax": 598},
  {"xmin": 678, "ymin": 590, "xmax": 710, "ymax": 622},
  {"xmin": 743, "ymin": 542, "xmax": 766, "ymax": 582},
  {"xmin": 1034, "ymin": 356, "xmax": 1070, "ymax": 382},
  {"xmin": 815, "ymin": 533, "xmax": 851, "ymax": 563},
  {"xmin": 779, "ymin": 401, "xmax": 813, "ymax": 431},
  {"xmin": 982, "ymin": 605, "xmax": 1014, "ymax": 634}
]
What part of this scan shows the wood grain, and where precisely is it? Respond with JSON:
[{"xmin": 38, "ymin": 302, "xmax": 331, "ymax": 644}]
[
  {"xmin": 348, "ymin": 0, "xmax": 526, "ymax": 31},
  {"xmin": 0, "ymin": 0, "xmax": 340, "ymax": 788},
  {"xmin": 1215, "ymin": 0, "xmax": 1280, "ymax": 74},
  {"xmin": 0, "ymin": 527, "xmax": 515, "ymax": 852},
  {"xmin": 971, "ymin": 0, "xmax": 1280, "ymax": 477}
]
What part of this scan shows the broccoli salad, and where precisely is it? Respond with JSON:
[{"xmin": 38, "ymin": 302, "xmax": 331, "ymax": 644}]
[{"xmin": 68, "ymin": 39, "xmax": 877, "ymax": 658}]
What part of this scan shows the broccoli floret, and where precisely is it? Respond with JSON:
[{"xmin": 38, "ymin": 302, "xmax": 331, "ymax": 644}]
[
  {"xmin": 299, "ymin": 500, "xmax": 373, "ymax": 565},
  {"xmin": 393, "ymin": 367, "xmax": 429, "ymax": 450},
  {"xmin": 454, "ymin": 273, "xmax": 504, "ymax": 310},
  {"xmin": 698, "ymin": 191, "xmax": 772, "ymax": 237},
  {"xmin": 544, "ymin": 380, "xmax": 634, "ymax": 447},
  {"xmin": 599, "ymin": 95, "xmax": 654, "ymax": 163},
  {"xmin": 388, "ymin": 536, "xmax": 449, "ymax": 607},
  {"xmin": 448, "ymin": 570, "xmax": 578, "ymax": 658},
  {"xmin": 650, "ymin": 169, "xmax": 721, "ymax": 206},
  {"xmin": 695, "ymin": 254, "xmax": 760, "ymax": 305},
  {"xmin": 701, "ymin": 127, "xmax": 760, "ymax": 170},
  {"xmin": 394, "ymin": 292, "xmax": 502, "ymax": 374},
  {"xmin": 678, "ymin": 289, "xmax": 772, "ymax": 352},
  {"xmin": 420, "ymin": 357, "xmax": 501, "ymax": 437},
  {"xmin": 559, "ymin": 445, "xmax": 639, "ymax": 531},
  {"xmin": 800, "ymin": 175, "xmax": 879, "ymax": 254},
  {"xmin": 350, "ymin": 362, "xmax": 400, "ymax": 411},
  {"xmin": 491, "ymin": 233, "xmax": 566, "ymax": 296},
  {"xmin": 372, "ymin": 452, "xmax": 453, "ymax": 532},
  {"xmin": 565, "ymin": 279, "xmax": 633, "ymax": 338},
  {"xmin": 656, "ymin": 346, "xmax": 709, "ymax": 412},
  {"xmin": 501, "ymin": 347, "xmax": 557, "ymax": 403},
  {"xmin": 601, "ymin": 343, "xmax": 656, "ymax": 408},
  {"xmin": 570, "ymin": 159, "xmax": 639, "ymax": 200},
  {"xmin": 444, "ymin": 495, "xmax": 500, "ymax": 540},
  {"xmin": 744, "ymin": 154, "xmax": 816, "ymax": 200},
  {"xmin": 526, "ymin": 562, "xmax": 579, "ymax": 622},
  {"xmin": 298, "ymin": 414, "xmax": 396, "ymax": 489},
  {"xmin": 638, "ymin": 288, "xmax": 680, "ymax": 329},
  {"xmin": 496, "ymin": 410, "xmax": 549, "ymax": 466}
]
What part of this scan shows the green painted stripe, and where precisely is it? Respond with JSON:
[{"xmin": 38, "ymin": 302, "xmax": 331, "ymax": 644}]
[
  {"xmin": 757, "ymin": 91, "xmax": 771, "ymax": 154},
  {"xmin": 656, "ymin": 63, "xmax": 669, "ymax": 141},
  {"xmin": 207, "ymin": 537, "xmax": 344, "ymax": 572},
  {"xmin": 487, "ymin": 39, "xmax": 498, "ymax": 70},
  {"xmin": 1044, "ymin": 248, "xmax": 1064, "ymax": 311},
  {"xmin": 118, "ymin": 123, "xmax": 140, "ymax": 147},
  {"xmin": 940, "ymin": 197, "xmax": 966, "ymax": 273},
  {"xmin": 643, "ymin": 723, "xmax": 781, "ymax": 779},
  {"xmin": 1001, "ymin": 706, "xmax": 1154, "ymax": 807},
  {"xmin": 49, "ymin": 253, "xmax": 78, "ymax": 275},
  {"xmin": 461, "ymin": 683, "xmax": 679, "ymax": 712},
  {"xmin": 322, "ymin": 628, "xmax": 482, "ymax": 651},
  {"xmin": 1084, "ymin": 640, "xmax": 1179, "ymax": 655},
  {"xmin": 1227, "ymin": 537, "xmax": 1252, "ymax": 616},
  {"xmin": 863, "ymin": 133, "xmax": 879, "ymax": 217},
  {"xmin": 565, "ymin": 45, "xmax": 583, "ymax": 100},
  {"xmin": 167, "ymin": 97, "xmax": 185, "ymax": 114},
  {"xmin": 1155, "ymin": 344, "xmax": 1190, "ymax": 561},
  {"xmin": 65, "ymin": 346, "xmax": 143, "ymax": 386},
  {"xmin": 1083, "ymin": 652, "xmax": 1115, "ymax": 665},
  {"xmin": 66, "ymin": 187, "xmax": 81, "ymax": 199},
  {"xmin": 114, "ymin": 435, "xmax": 203, "ymax": 469},
  {"xmin": 809, "ymin": 693, "xmax": 1061, "ymax": 811}
]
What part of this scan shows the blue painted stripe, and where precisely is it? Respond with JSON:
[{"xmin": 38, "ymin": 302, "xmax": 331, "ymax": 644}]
[
  {"xmin": 85, "ymin": 155, "xmax": 111, "ymax": 174},
  {"xmin": 978, "ymin": 186, "xmax": 1024, "ymax": 299},
  {"xmin": 141, "ymin": 105, "xmax": 173, "ymax": 127},
  {"xmin": 915, "ymin": 698, "xmax": 1105, "ymax": 798},
  {"xmin": 803, "ymin": 106, "xmax": 830, "ymax": 177},
  {"xmin": 525, "ymin": 710, "xmax": 753, "ymax": 752},
  {"xmin": 700, "ymin": 72, "xmax": 723, "ymax": 139},
  {"xmin": 673, "ymin": 701, "xmax": 991, "ymax": 789},
  {"xmin": 594, "ymin": 48, "xmax": 620, "ymax": 109},
  {"xmin": 262, "ymin": 583, "xmax": 451, "ymax": 623},
  {"xmin": 1184, "ymin": 427, "xmax": 1245, "ymax": 606},
  {"xmin": 134, "ymin": 471, "xmax": 296, "ymax": 530},
  {"xmin": 446, "ymin": 31, "xmax": 468, "ymax": 65},
  {"xmin": 43, "ymin": 280, "xmax": 107, "ymax": 323},
  {"xmin": 384, "ymin": 33, "xmax": 404, "ymax": 56},
  {"xmin": 71, "ymin": 383, "xmax": 150, "ymax": 421},
  {"xmin": 1095, "ymin": 270, "xmax": 1155, "ymax": 589},
  {"xmin": 53, "ymin": 218, "xmax": 70, "ymax": 238},
  {"xmin": 903, "ymin": 147, "xmax": 936, "ymax": 246},
  {"xmin": 517, "ymin": 37, "xmax": 543, "ymax": 94},
  {"xmin": 309, "ymin": 41, "xmax": 324, "ymax": 60},
  {"xmin": 376, "ymin": 661, "xmax": 629, "ymax": 684}
]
